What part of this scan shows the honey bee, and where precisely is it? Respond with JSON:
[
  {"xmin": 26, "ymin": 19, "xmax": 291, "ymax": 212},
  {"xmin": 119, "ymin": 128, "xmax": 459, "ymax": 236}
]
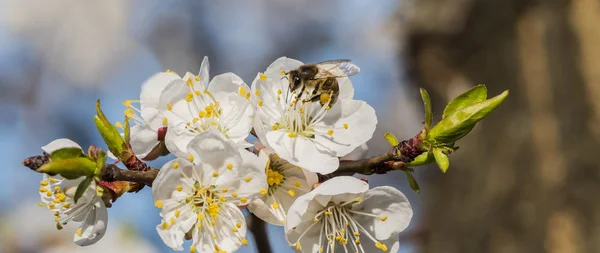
[{"xmin": 285, "ymin": 60, "xmax": 360, "ymax": 107}]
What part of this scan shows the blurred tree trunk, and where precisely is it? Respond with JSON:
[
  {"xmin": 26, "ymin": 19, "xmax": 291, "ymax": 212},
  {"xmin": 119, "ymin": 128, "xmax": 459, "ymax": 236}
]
[{"xmin": 403, "ymin": 0, "xmax": 600, "ymax": 252}]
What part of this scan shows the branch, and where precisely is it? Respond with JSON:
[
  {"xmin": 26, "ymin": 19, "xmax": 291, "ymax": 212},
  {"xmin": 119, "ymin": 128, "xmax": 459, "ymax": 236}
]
[{"xmin": 247, "ymin": 214, "xmax": 273, "ymax": 253}]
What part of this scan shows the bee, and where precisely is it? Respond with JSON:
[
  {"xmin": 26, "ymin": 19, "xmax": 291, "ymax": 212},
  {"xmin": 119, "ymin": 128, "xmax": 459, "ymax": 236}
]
[{"xmin": 285, "ymin": 60, "xmax": 360, "ymax": 107}]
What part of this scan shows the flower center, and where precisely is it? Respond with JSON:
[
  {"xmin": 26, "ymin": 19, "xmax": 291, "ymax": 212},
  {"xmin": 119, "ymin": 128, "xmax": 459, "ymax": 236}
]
[
  {"xmin": 292, "ymin": 199, "xmax": 390, "ymax": 253},
  {"xmin": 38, "ymin": 177, "xmax": 95, "ymax": 231},
  {"xmin": 267, "ymin": 169, "xmax": 285, "ymax": 186},
  {"xmin": 274, "ymin": 97, "xmax": 330, "ymax": 139}
]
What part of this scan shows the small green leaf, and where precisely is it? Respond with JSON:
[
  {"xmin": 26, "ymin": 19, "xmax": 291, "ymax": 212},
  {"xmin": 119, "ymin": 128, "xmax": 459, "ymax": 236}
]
[
  {"xmin": 384, "ymin": 133, "xmax": 400, "ymax": 147},
  {"xmin": 37, "ymin": 157, "xmax": 96, "ymax": 179},
  {"xmin": 50, "ymin": 148, "xmax": 84, "ymax": 161},
  {"xmin": 123, "ymin": 117, "xmax": 131, "ymax": 144},
  {"xmin": 420, "ymin": 88, "xmax": 432, "ymax": 130},
  {"xmin": 428, "ymin": 90, "xmax": 509, "ymax": 143},
  {"xmin": 443, "ymin": 85, "xmax": 487, "ymax": 119},
  {"xmin": 95, "ymin": 100, "xmax": 130, "ymax": 160},
  {"xmin": 433, "ymin": 148, "xmax": 449, "ymax": 173},
  {"xmin": 406, "ymin": 152, "xmax": 435, "ymax": 167},
  {"xmin": 74, "ymin": 177, "xmax": 93, "ymax": 204},
  {"xmin": 404, "ymin": 170, "xmax": 420, "ymax": 193},
  {"xmin": 95, "ymin": 149, "xmax": 107, "ymax": 175}
]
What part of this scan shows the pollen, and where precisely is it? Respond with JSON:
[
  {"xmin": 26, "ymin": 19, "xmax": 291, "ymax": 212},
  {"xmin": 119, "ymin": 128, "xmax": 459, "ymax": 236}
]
[
  {"xmin": 176, "ymin": 185, "xmax": 183, "ymax": 192},
  {"xmin": 272, "ymin": 202, "xmax": 280, "ymax": 209},
  {"xmin": 260, "ymin": 188, "xmax": 268, "ymax": 195},
  {"xmin": 296, "ymin": 242, "xmax": 302, "ymax": 250},
  {"xmin": 115, "ymin": 121, "xmax": 123, "ymax": 129},
  {"xmin": 194, "ymin": 90, "xmax": 201, "ymax": 96},
  {"xmin": 279, "ymin": 70, "xmax": 285, "ymax": 76},
  {"xmin": 288, "ymin": 189, "xmax": 296, "ymax": 197},
  {"xmin": 245, "ymin": 93, "xmax": 251, "ymax": 100},
  {"xmin": 277, "ymin": 89, "xmax": 283, "ymax": 95},
  {"xmin": 241, "ymin": 238, "xmax": 249, "ymax": 246},
  {"xmin": 173, "ymin": 162, "xmax": 179, "ymax": 169},
  {"xmin": 40, "ymin": 180, "xmax": 49, "ymax": 186},
  {"xmin": 245, "ymin": 177, "xmax": 252, "ymax": 182},
  {"xmin": 76, "ymin": 228, "xmax": 82, "ymax": 237},
  {"xmin": 231, "ymin": 193, "xmax": 238, "ymax": 198},
  {"xmin": 165, "ymin": 69, "xmax": 172, "ymax": 73},
  {"xmin": 258, "ymin": 100, "xmax": 264, "ymax": 107},
  {"xmin": 189, "ymin": 245, "xmax": 196, "ymax": 253},
  {"xmin": 288, "ymin": 133, "xmax": 297, "ymax": 138},
  {"xmin": 175, "ymin": 209, "xmax": 181, "ymax": 218},
  {"xmin": 186, "ymin": 78, "xmax": 194, "ymax": 87},
  {"xmin": 46, "ymin": 191, "xmax": 52, "ymax": 197},
  {"xmin": 48, "ymin": 177, "xmax": 57, "ymax": 183},
  {"xmin": 170, "ymin": 217, "xmax": 176, "ymax": 225},
  {"xmin": 294, "ymin": 181, "xmax": 301, "ymax": 188},
  {"xmin": 356, "ymin": 197, "xmax": 362, "ymax": 202},
  {"xmin": 185, "ymin": 92, "xmax": 194, "ymax": 102},
  {"xmin": 188, "ymin": 155, "xmax": 195, "ymax": 162},
  {"xmin": 380, "ymin": 216, "xmax": 388, "ymax": 221},
  {"xmin": 327, "ymin": 130, "xmax": 334, "ymax": 136},
  {"xmin": 124, "ymin": 108, "xmax": 135, "ymax": 119},
  {"xmin": 236, "ymin": 222, "xmax": 242, "ymax": 228},
  {"xmin": 222, "ymin": 188, "xmax": 228, "ymax": 193},
  {"xmin": 195, "ymin": 75, "xmax": 200, "ymax": 81},
  {"xmin": 325, "ymin": 211, "xmax": 333, "ymax": 215},
  {"xmin": 226, "ymin": 163, "xmax": 233, "ymax": 170},
  {"xmin": 239, "ymin": 87, "xmax": 246, "ymax": 96},
  {"xmin": 232, "ymin": 227, "xmax": 238, "ymax": 232},
  {"xmin": 259, "ymin": 73, "xmax": 267, "ymax": 80},
  {"xmin": 314, "ymin": 218, "xmax": 319, "ymax": 222},
  {"xmin": 39, "ymin": 187, "xmax": 48, "ymax": 193},
  {"xmin": 255, "ymin": 90, "xmax": 260, "ymax": 96},
  {"xmin": 343, "ymin": 123, "xmax": 349, "ymax": 129},
  {"xmin": 162, "ymin": 117, "xmax": 169, "ymax": 126},
  {"xmin": 272, "ymin": 124, "xmax": 279, "ymax": 131},
  {"xmin": 240, "ymin": 197, "xmax": 248, "ymax": 204},
  {"xmin": 154, "ymin": 200, "xmax": 163, "ymax": 208},
  {"xmin": 213, "ymin": 172, "xmax": 219, "ymax": 177}
]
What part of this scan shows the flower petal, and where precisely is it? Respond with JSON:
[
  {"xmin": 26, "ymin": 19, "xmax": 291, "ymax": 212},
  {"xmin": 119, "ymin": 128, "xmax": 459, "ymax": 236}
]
[
  {"xmin": 265, "ymin": 57, "xmax": 304, "ymax": 77},
  {"xmin": 340, "ymin": 143, "xmax": 369, "ymax": 161},
  {"xmin": 353, "ymin": 186, "xmax": 413, "ymax": 240},
  {"xmin": 197, "ymin": 56, "xmax": 210, "ymax": 90},
  {"xmin": 129, "ymin": 124, "xmax": 159, "ymax": 158},
  {"xmin": 265, "ymin": 131, "xmax": 339, "ymax": 174},
  {"xmin": 337, "ymin": 77, "xmax": 355, "ymax": 100},
  {"xmin": 73, "ymin": 200, "xmax": 107, "ymax": 246},
  {"xmin": 140, "ymin": 72, "xmax": 181, "ymax": 126},
  {"xmin": 152, "ymin": 158, "xmax": 195, "ymax": 201},
  {"xmin": 41, "ymin": 138, "xmax": 82, "ymax": 154},
  {"xmin": 248, "ymin": 198, "xmax": 285, "ymax": 226},
  {"xmin": 164, "ymin": 123, "xmax": 197, "ymax": 158},
  {"xmin": 186, "ymin": 131, "xmax": 241, "ymax": 168}
]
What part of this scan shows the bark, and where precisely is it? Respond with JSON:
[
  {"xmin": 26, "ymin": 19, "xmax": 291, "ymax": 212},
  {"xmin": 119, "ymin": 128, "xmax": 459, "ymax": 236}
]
[{"xmin": 403, "ymin": 0, "xmax": 600, "ymax": 252}]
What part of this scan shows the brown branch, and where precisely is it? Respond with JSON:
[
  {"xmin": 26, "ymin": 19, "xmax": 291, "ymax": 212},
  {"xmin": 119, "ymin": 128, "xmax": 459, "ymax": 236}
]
[
  {"xmin": 247, "ymin": 214, "xmax": 273, "ymax": 253},
  {"xmin": 101, "ymin": 164, "xmax": 159, "ymax": 186}
]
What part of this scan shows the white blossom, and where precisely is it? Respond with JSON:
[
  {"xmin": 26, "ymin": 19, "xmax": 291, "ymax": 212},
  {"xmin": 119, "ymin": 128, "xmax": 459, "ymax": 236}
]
[
  {"xmin": 248, "ymin": 148, "xmax": 319, "ymax": 226},
  {"xmin": 152, "ymin": 131, "xmax": 267, "ymax": 253},
  {"xmin": 251, "ymin": 57, "xmax": 377, "ymax": 174},
  {"xmin": 38, "ymin": 139, "xmax": 108, "ymax": 246},
  {"xmin": 157, "ymin": 57, "xmax": 255, "ymax": 158},
  {"xmin": 285, "ymin": 176, "xmax": 412, "ymax": 253}
]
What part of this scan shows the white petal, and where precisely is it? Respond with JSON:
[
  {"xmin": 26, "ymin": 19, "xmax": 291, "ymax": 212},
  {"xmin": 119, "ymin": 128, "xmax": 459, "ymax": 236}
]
[
  {"xmin": 198, "ymin": 56, "xmax": 210, "ymax": 89},
  {"xmin": 215, "ymin": 204, "xmax": 248, "ymax": 252},
  {"xmin": 218, "ymin": 92, "xmax": 254, "ymax": 144},
  {"xmin": 313, "ymin": 99, "xmax": 377, "ymax": 156},
  {"xmin": 336, "ymin": 77, "xmax": 355, "ymax": 100},
  {"xmin": 212, "ymin": 149, "xmax": 267, "ymax": 205},
  {"xmin": 164, "ymin": 123, "xmax": 197, "ymax": 158},
  {"xmin": 129, "ymin": 124, "xmax": 159, "ymax": 158},
  {"xmin": 248, "ymin": 198, "xmax": 285, "ymax": 226},
  {"xmin": 354, "ymin": 186, "xmax": 413, "ymax": 240},
  {"xmin": 185, "ymin": 131, "xmax": 241, "ymax": 168},
  {"xmin": 207, "ymin": 72, "xmax": 246, "ymax": 95},
  {"xmin": 264, "ymin": 57, "xmax": 304, "ymax": 77},
  {"xmin": 140, "ymin": 72, "xmax": 181, "ymax": 126},
  {"xmin": 340, "ymin": 143, "xmax": 369, "ymax": 161},
  {"xmin": 73, "ymin": 200, "xmax": 107, "ymax": 246},
  {"xmin": 156, "ymin": 79, "xmax": 194, "ymax": 129},
  {"xmin": 152, "ymin": 158, "xmax": 195, "ymax": 201},
  {"xmin": 41, "ymin": 138, "xmax": 82, "ymax": 154},
  {"xmin": 265, "ymin": 131, "xmax": 339, "ymax": 174}
]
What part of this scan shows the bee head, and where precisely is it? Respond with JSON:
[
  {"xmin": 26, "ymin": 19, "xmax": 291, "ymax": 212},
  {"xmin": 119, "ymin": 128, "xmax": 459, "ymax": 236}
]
[{"xmin": 287, "ymin": 70, "xmax": 302, "ymax": 92}]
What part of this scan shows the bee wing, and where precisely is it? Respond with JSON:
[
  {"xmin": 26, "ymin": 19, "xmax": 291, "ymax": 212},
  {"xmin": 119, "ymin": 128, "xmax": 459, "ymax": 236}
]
[{"xmin": 313, "ymin": 60, "xmax": 360, "ymax": 79}]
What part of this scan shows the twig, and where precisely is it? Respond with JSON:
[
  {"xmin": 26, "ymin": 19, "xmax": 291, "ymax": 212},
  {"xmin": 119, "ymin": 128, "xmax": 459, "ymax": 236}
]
[{"xmin": 247, "ymin": 214, "xmax": 273, "ymax": 253}]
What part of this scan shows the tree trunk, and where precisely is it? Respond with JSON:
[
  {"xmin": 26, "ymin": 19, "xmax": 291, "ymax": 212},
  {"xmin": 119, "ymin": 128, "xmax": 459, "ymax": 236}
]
[{"xmin": 403, "ymin": 0, "xmax": 600, "ymax": 252}]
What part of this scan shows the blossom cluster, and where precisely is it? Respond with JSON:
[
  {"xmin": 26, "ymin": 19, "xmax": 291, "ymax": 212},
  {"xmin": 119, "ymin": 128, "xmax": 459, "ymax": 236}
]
[{"xmin": 36, "ymin": 57, "xmax": 413, "ymax": 252}]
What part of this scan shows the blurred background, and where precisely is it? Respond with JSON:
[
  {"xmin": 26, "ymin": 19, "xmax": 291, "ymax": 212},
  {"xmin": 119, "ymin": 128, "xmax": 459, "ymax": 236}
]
[{"xmin": 1, "ymin": 0, "xmax": 598, "ymax": 252}]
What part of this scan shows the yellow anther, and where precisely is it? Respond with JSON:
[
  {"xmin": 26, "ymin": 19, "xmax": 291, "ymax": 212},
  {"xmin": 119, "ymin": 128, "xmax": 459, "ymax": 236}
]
[
  {"xmin": 195, "ymin": 75, "xmax": 200, "ymax": 81},
  {"xmin": 219, "ymin": 196, "xmax": 226, "ymax": 202},
  {"xmin": 226, "ymin": 163, "xmax": 233, "ymax": 170},
  {"xmin": 381, "ymin": 244, "xmax": 388, "ymax": 251},
  {"xmin": 210, "ymin": 121, "xmax": 217, "ymax": 126},
  {"xmin": 206, "ymin": 197, "xmax": 213, "ymax": 204},
  {"xmin": 296, "ymin": 242, "xmax": 302, "ymax": 250},
  {"xmin": 231, "ymin": 193, "xmax": 238, "ymax": 198},
  {"xmin": 155, "ymin": 200, "xmax": 163, "ymax": 208},
  {"xmin": 39, "ymin": 187, "xmax": 48, "ymax": 193},
  {"xmin": 294, "ymin": 181, "xmax": 301, "ymax": 188},
  {"xmin": 115, "ymin": 122, "xmax": 123, "ymax": 129},
  {"xmin": 176, "ymin": 185, "xmax": 183, "ymax": 192},
  {"xmin": 192, "ymin": 118, "xmax": 200, "ymax": 123},
  {"xmin": 380, "ymin": 216, "xmax": 388, "ymax": 221},
  {"xmin": 326, "ymin": 105, "xmax": 331, "ymax": 110},
  {"xmin": 170, "ymin": 217, "xmax": 176, "ymax": 225},
  {"xmin": 63, "ymin": 203, "xmax": 71, "ymax": 208},
  {"xmin": 194, "ymin": 90, "xmax": 201, "ymax": 96},
  {"xmin": 186, "ymin": 78, "xmax": 194, "ymax": 87},
  {"xmin": 173, "ymin": 162, "xmax": 179, "ymax": 169},
  {"xmin": 259, "ymin": 73, "xmax": 267, "ymax": 80},
  {"xmin": 40, "ymin": 180, "xmax": 49, "ymax": 186},
  {"xmin": 222, "ymin": 188, "xmax": 228, "ymax": 193},
  {"xmin": 255, "ymin": 90, "xmax": 260, "ymax": 96},
  {"xmin": 258, "ymin": 100, "xmax": 263, "ymax": 106},
  {"xmin": 356, "ymin": 197, "xmax": 362, "ymax": 202},
  {"xmin": 325, "ymin": 211, "xmax": 333, "ymax": 215},
  {"xmin": 197, "ymin": 213, "xmax": 204, "ymax": 220},
  {"xmin": 320, "ymin": 247, "xmax": 324, "ymax": 252},
  {"xmin": 327, "ymin": 130, "xmax": 334, "ymax": 136},
  {"xmin": 272, "ymin": 202, "xmax": 280, "ymax": 209},
  {"xmin": 241, "ymin": 238, "xmax": 248, "ymax": 246},
  {"xmin": 162, "ymin": 222, "xmax": 169, "ymax": 230},
  {"xmin": 288, "ymin": 133, "xmax": 297, "ymax": 138},
  {"xmin": 336, "ymin": 235, "xmax": 342, "ymax": 241},
  {"xmin": 198, "ymin": 111, "xmax": 206, "ymax": 118},
  {"xmin": 272, "ymin": 124, "xmax": 279, "ymax": 131},
  {"xmin": 167, "ymin": 103, "xmax": 173, "ymax": 111},
  {"xmin": 239, "ymin": 87, "xmax": 247, "ymax": 96},
  {"xmin": 46, "ymin": 191, "xmax": 52, "ymax": 197},
  {"xmin": 55, "ymin": 217, "xmax": 61, "ymax": 222},
  {"xmin": 232, "ymin": 227, "xmax": 238, "ymax": 232},
  {"xmin": 314, "ymin": 218, "xmax": 319, "ymax": 222},
  {"xmin": 236, "ymin": 222, "xmax": 242, "ymax": 228},
  {"xmin": 165, "ymin": 69, "xmax": 172, "ymax": 73},
  {"xmin": 188, "ymin": 155, "xmax": 195, "ymax": 162},
  {"xmin": 76, "ymin": 228, "xmax": 83, "ymax": 237},
  {"xmin": 185, "ymin": 92, "xmax": 194, "ymax": 102},
  {"xmin": 190, "ymin": 245, "xmax": 196, "ymax": 253},
  {"xmin": 375, "ymin": 242, "xmax": 383, "ymax": 249},
  {"xmin": 48, "ymin": 177, "xmax": 57, "ymax": 183},
  {"xmin": 162, "ymin": 117, "xmax": 169, "ymax": 126},
  {"xmin": 245, "ymin": 93, "xmax": 251, "ymax": 100},
  {"xmin": 288, "ymin": 189, "xmax": 296, "ymax": 197},
  {"xmin": 320, "ymin": 93, "xmax": 331, "ymax": 105},
  {"xmin": 48, "ymin": 204, "xmax": 55, "ymax": 209},
  {"xmin": 343, "ymin": 123, "xmax": 349, "ymax": 129},
  {"xmin": 355, "ymin": 239, "xmax": 361, "ymax": 245},
  {"xmin": 196, "ymin": 222, "xmax": 202, "ymax": 229},
  {"xmin": 260, "ymin": 188, "xmax": 268, "ymax": 195},
  {"xmin": 244, "ymin": 177, "xmax": 252, "ymax": 182},
  {"xmin": 354, "ymin": 231, "xmax": 360, "ymax": 236},
  {"xmin": 124, "ymin": 108, "xmax": 135, "ymax": 119},
  {"xmin": 277, "ymin": 89, "xmax": 283, "ymax": 95},
  {"xmin": 240, "ymin": 197, "xmax": 247, "ymax": 204},
  {"xmin": 279, "ymin": 70, "xmax": 285, "ymax": 76},
  {"xmin": 175, "ymin": 209, "xmax": 181, "ymax": 218},
  {"xmin": 213, "ymin": 172, "xmax": 219, "ymax": 177},
  {"xmin": 54, "ymin": 186, "xmax": 61, "ymax": 192}
]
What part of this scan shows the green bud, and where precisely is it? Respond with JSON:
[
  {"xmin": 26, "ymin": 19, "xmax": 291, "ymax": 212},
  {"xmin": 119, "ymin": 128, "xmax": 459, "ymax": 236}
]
[
  {"xmin": 405, "ymin": 151, "xmax": 435, "ymax": 167},
  {"xmin": 94, "ymin": 100, "xmax": 131, "ymax": 161},
  {"xmin": 442, "ymin": 85, "xmax": 488, "ymax": 119},
  {"xmin": 433, "ymin": 148, "xmax": 450, "ymax": 173},
  {"xmin": 74, "ymin": 177, "xmax": 93, "ymax": 204},
  {"xmin": 37, "ymin": 157, "xmax": 96, "ymax": 179},
  {"xmin": 123, "ymin": 116, "xmax": 131, "ymax": 144},
  {"xmin": 420, "ymin": 88, "xmax": 432, "ymax": 131},
  {"xmin": 404, "ymin": 169, "xmax": 420, "ymax": 193},
  {"xmin": 428, "ymin": 90, "xmax": 509, "ymax": 144},
  {"xmin": 50, "ymin": 148, "xmax": 84, "ymax": 161},
  {"xmin": 384, "ymin": 132, "xmax": 400, "ymax": 147}
]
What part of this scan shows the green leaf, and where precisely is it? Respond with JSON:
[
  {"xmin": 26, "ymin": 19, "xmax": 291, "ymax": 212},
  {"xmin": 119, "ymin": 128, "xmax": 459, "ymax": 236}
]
[
  {"xmin": 428, "ymin": 90, "xmax": 509, "ymax": 143},
  {"xmin": 420, "ymin": 88, "xmax": 432, "ymax": 130},
  {"xmin": 94, "ymin": 100, "xmax": 129, "ymax": 160},
  {"xmin": 37, "ymin": 157, "xmax": 96, "ymax": 179},
  {"xmin": 74, "ymin": 177, "xmax": 93, "ymax": 204},
  {"xmin": 383, "ymin": 133, "xmax": 400, "ymax": 147},
  {"xmin": 443, "ymin": 85, "xmax": 488, "ymax": 119},
  {"xmin": 95, "ymin": 149, "xmax": 107, "ymax": 175},
  {"xmin": 50, "ymin": 148, "xmax": 84, "ymax": 161},
  {"xmin": 404, "ymin": 170, "xmax": 420, "ymax": 193},
  {"xmin": 123, "ymin": 117, "xmax": 131, "ymax": 144},
  {"xmin": 406, "ymin": 151, "xmax": 435, "ymax": 167},
  {"xmin": 433, "ymin": 148, "xmax": 449, "ymax": 173}
]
